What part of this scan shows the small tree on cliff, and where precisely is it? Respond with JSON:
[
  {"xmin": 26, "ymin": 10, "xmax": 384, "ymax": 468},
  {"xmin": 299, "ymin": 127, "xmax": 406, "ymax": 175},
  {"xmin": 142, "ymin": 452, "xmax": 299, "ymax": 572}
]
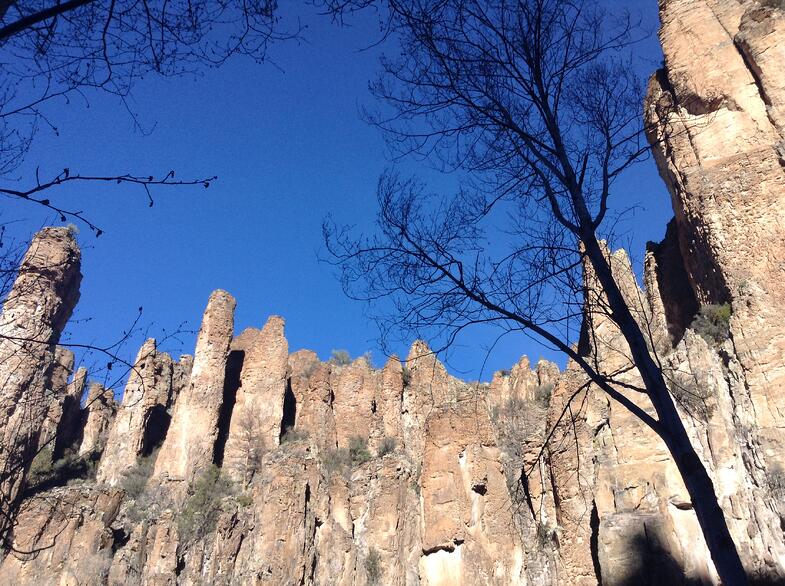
[{"xmin": 324, "ymin": 0, "xmax": 747, "ymax": 583}]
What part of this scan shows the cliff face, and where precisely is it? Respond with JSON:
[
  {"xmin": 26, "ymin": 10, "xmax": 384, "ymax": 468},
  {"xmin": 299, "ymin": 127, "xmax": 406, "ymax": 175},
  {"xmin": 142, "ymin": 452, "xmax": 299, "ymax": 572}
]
[{"xmin": 1, "ymin": 1, "xmax": 784, "ymax": 584}]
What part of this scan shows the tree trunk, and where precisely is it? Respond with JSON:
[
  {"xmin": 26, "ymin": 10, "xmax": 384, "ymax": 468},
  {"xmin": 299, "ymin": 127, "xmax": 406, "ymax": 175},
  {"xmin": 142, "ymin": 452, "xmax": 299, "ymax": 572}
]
[{"xmin": 582, "ymin": 234, "xmax": 748, "ymax": 585}]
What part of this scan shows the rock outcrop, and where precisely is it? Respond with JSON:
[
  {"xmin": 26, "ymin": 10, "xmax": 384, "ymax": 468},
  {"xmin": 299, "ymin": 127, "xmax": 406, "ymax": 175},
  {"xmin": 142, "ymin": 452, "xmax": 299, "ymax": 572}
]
[
  {"xmin": 152, "ymin": 290, "xmax": 236, "ymax": 491},
  {"xmin": 0, "ymin": 227, "xmax": 81, "ymax": 529},
  {"xmin": 97, "ymin": 339, "xmax": 182, "ymax": 486},
  {"xmin": 1, "ymin": 3, "xmax": 785, "ymax": 582},
  {"xmin": 78, "ymin": 382, "xmax": 117, "ymax": 458}
]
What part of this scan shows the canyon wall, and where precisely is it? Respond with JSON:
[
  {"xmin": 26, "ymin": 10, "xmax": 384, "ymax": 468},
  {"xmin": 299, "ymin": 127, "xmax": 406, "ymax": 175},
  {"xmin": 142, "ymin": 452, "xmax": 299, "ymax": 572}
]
[{"xmin": 0, "ymin": 0, "xmax": 784, "ymax": 584}]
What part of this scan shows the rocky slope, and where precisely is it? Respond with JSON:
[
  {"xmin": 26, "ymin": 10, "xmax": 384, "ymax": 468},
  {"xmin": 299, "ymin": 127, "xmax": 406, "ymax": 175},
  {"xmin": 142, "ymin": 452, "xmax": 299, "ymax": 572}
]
[{"xmin": 0, "ymin": 0, "xmax": 784, "ymax": 584}]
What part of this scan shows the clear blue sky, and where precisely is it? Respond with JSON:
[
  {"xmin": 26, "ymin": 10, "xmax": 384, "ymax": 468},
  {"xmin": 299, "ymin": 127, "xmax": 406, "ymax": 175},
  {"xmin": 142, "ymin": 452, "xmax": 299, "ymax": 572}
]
[{"xmin": 2, "ymin": 1, "xmax": 671, "ymax": 385}]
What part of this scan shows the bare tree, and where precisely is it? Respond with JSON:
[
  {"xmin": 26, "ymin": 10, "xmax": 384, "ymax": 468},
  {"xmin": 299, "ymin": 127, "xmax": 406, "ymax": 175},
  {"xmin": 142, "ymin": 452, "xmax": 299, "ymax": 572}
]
[
  {"xmin": 230, "ymin": 409, "xmax": 265, "ymax": 487},
  {"xmin": 324, "ymin": 0, "xmax": 747, "ymax": 583},
  {"xmin": 0, "ymin": 0, "xmax": 298, "ymax": 234}
]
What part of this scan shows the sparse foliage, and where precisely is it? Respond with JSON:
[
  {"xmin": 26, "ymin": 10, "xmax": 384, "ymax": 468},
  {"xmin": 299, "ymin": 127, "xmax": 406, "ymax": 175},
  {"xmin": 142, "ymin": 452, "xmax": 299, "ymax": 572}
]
[
  {"xmin": 401, "ymin": 366, "xmax": 412, "ymax": 388},
  {"xmin": 377, "ymin": 437, "xmax": 397, "ymax": 457},
  {"xmin": 280, "ymin": 426, "xmax": 309, "ymax": 445},
  {"xmin": 121, "ymin": 453, "xmax": 156, "ymax": 500},
  {"xmin": 365, "ymin": 547, "xmax": 383, "ymax": 585},
  {"xmin": 178, "ymin": 466, "xmax": 234, "ymax": 545},
  {"xmin": 767, "ymin": 464, "xmax": 785, "ymax": 500},
  {"xmin": 532, "ymin": 383, "xmax": 554, "ymax": 407},
  {"xmin": 231, "ymin": 410, "xmax": 266, "ymax": 485},
  {"xmin": 329, "ymin": 349, "xmax": 352, "ymax": 366},
  {"xmin": 322, "ymin": 448, "xmax": 352, "ymax": 478},
  {"xmin": 691, "ymin": 303, "xmax": 732, "ymax": 346},
  {"xmin": 348, "ymin": 436, "xmax": 372, "ymax": 466}
]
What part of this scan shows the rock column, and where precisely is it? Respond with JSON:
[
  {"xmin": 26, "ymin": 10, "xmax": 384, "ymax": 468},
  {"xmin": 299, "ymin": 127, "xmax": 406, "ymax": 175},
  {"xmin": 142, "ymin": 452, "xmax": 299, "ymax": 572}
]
[
  {"xmin": 152, "ymin": 290, "xmax": 235, "ymax": 488},
  {"xmin": 97, "ymin": 339, "xmax": 177, "ymax": 485},
  {"xmin": 0, "ymin": 227, "xmax": 81, "ymax": 523}
]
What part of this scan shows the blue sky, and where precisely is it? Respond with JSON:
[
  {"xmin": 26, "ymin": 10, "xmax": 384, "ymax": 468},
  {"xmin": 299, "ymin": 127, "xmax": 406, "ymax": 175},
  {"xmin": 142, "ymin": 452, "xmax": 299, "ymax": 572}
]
[{"xmin": 2, "ymin": 1, "xmax": 672, "ymax": 385}]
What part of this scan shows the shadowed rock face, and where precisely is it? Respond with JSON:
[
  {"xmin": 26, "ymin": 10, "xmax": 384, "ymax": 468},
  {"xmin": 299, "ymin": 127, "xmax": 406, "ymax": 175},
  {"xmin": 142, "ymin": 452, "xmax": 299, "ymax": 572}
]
[
  {"xmin": 78, "ymin": 382, "xmax": 116, "ymax": 458},
  {"xmin": 0, "ymin": 227, "xmax": 81, "ymax": 524},
  {"xmin": 221, "ymin": 317, "xmax": 289, "ymax": 484}
]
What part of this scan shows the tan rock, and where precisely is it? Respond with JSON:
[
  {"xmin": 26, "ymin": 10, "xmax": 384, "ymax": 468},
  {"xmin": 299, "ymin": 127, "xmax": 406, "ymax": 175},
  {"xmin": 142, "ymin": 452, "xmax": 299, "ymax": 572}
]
[
  {"xmin": 0, "ymin": 227, "xmax": 81, "ymax": 521},
  {"xmin": 291, "ymin": 355, "xmax": 337, "ymax": 451},
  {"xmin": 97, "ymin": 339, "xmax": 178, "ymax": 486},
  {"xmin": 37, "ymin": 347, "xmax": 75, "ymax": 452},
  {"xmin": 420, "ymin": 401, "xmax": 525, "ymax": 585},
  {"xmin": 331, "ymin": 356, "xmax": 379, "ymax": 448},
  {"xmin": 222, "ymin": 316, "xmax": 289, "ymax": 484},
  {"xmin": 78, "ymin": 382, "xmax": 116, "ymax": 457},
  {"xmin": 52, "ymin": 366, "xmax": 87, "ymax": 460},
  {"xmin": 153, "ymin": 290, "xmax": 236, "ymax": 488},
  {"xmin": 0, "ymin": 486, "xmax": 121, "ymax": 585}
]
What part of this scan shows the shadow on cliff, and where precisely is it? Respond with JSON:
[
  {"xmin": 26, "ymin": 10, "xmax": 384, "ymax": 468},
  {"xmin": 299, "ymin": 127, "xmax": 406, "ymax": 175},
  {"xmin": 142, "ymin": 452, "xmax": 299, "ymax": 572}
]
[{"xmin": 606, "ymin": 532, "xmax": 785, "ymax": 586}]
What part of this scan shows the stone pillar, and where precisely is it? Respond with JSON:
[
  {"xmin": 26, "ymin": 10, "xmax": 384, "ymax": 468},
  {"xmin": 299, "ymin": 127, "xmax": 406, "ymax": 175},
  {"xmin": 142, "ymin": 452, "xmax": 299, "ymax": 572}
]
[
  {"xmin": 152, "ymin": 290, "xmax": 235, "ymax": 488},
  {"xmin": 37, "ymin": 346, "xmax": 75, "ymax": 452},
  {"xmin": 97, "ymin": 339, "xmax": 179, "ymax": 485},
  {"xmin": 0, "ymin": 227, "xmax": 81, "ymax": 522},
  {"xmin": 222, "ymin": 317, "xmax": 289, "ymax": 484},
  {"xmin": 78, "ymin": 382, "xmax": 116, "ymax": 457}
]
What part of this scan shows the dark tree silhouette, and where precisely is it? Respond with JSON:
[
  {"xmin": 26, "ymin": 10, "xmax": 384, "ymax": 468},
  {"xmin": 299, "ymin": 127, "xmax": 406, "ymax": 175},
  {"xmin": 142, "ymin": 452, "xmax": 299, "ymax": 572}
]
[
  {"xmin": 0, "ymin": 0, "xmax": 297, "ymax": 234},
  {"xmin": 324, "ymin": 0, "xmax": 747, "ymax": 583}
]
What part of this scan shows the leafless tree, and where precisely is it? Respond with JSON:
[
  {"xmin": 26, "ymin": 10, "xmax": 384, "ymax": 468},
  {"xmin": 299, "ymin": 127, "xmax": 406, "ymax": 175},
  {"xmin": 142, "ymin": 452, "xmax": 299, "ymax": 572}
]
[
  {"xmin": 230, "ymin": 409, "xmax": 265, "ymax": 487},
  {"xmin": 324, "ymin": 0, "xmax": 747, "ymax": 583},
  {"xmin": 0, "ymin": 0, "xmax": 298, "ymax": 234}
]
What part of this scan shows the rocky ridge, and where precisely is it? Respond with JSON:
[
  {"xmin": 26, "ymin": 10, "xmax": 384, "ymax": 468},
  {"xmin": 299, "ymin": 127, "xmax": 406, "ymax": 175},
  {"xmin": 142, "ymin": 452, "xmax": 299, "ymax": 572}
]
[{"xmin": 0, "ymin": 0, "xmax": 784, "ymax": 584}]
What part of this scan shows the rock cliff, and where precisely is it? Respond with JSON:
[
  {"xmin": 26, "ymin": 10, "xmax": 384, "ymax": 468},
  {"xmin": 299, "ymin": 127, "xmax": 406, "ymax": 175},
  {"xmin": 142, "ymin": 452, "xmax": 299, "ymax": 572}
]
[{"xmin": 0, "ymin": 1, "xmax": 784, "ymax": 583}]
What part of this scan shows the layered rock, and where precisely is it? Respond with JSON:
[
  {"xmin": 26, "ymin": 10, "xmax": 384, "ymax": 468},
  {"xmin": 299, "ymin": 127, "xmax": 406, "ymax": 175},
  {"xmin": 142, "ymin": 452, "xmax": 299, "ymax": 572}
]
[
  {"xmin": 419, "ymin": 401, "xmax": 525, "ymax": 585},
  {"xmin": 52, "ymin": 366, "xmax": 88, "ymax": 461},
  {"xmin": 0, "ymin": 227, "xmax": 81, "ymax": 525},
  {"xmin": 0, "ymin": 486, "xmax": 122, "ymax": 584},
  {"xmin": 644, "ymin": 0, "xmax": 785, "ymax": 579}
]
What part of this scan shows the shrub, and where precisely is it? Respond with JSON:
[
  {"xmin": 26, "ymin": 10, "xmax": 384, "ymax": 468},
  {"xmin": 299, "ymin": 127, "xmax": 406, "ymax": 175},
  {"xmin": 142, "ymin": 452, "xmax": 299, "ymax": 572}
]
[
  {"xmin": 178, "ymin": 466, "xmax": 234, "ymax": 545},
  {"xmin": 280, "ymin": 426, "xmax": 309, "ymax": 444},
  {"xmin": 322, "ymin": 448, "xmax": 351, "ymax": 477},
  {"xmin": 401, "ymin": 367, "xmax": 412, "ymax": 388},
  {"xmin": 27, "ymin": 448, "xmax": 97, "ymax": 492},
  {"xmin": 329, "ymin": 349, "xmax": 352, "ymax": 366},
  {"xmin": 236, "ymin": 493, "xmax": 254, "ymax": 508},
  {"xmin": 377, "ymin": 437, "xmax": 396, "ymax": 457},
  {"xmin": 122, "ymin": 453, "xmax": 156, "ymax": 499},
  {"xmin": 27, "ymin": 447, "xmax": 54, "ymax": 487},
  {"xmin": 536, "ymin": 522, "xmax": 557, "ymax": 548},
  {"xmin": 348, "ymin": 436, "xmax": 372, "ymax": 466},
  {"xmin": 767, "ymin": 464, "xmax": 785, "ymax": 499},
  {"xmin": 533, "ymin": 382, "xmax": 553, "ymax": 406},
  {"xmin": 691, "ymin": 303, "xmax": 732, "ymax": 345},
  {"xmin": 665, "ymin": 367, "xmax": 714, "ymax": 421},
  {"xmin": 365, "ymin": 547, "xmax": 383, "ymax": 585}
]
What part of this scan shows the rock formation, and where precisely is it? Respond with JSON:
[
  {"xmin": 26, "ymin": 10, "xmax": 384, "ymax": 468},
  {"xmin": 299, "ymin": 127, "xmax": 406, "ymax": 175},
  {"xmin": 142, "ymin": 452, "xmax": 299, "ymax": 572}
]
[
  {"xmin": 97, "ymin": 339, "xmax": 182, "ymax": 486},
  {"xmin": 152, "ymin": 290, "xmax": 236, "ymax": 490},
  {"xmin": 78, "ymin": 382, "xmax": 117, "ymax": 458},
  {"xmin": 1, "ymin": 1, "xmax": 785, "ymax": 583},
  {"xmin": 0, "ymin": 226, "xmax": 81, "ymax": 531}
]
